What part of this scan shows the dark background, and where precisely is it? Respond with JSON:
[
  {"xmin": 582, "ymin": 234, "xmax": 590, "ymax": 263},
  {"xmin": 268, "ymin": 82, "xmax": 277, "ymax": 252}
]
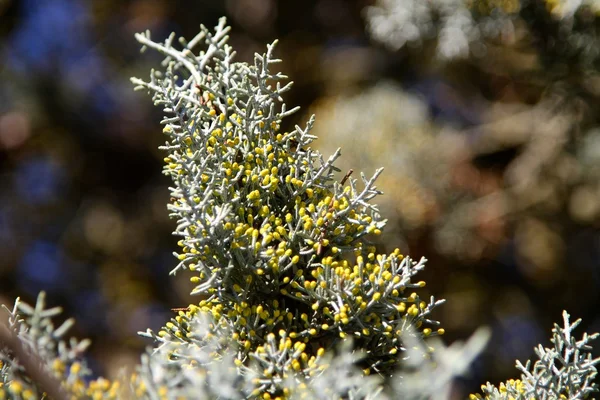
[{"xmin": 1, "ymin": 0, "xmax": 599, "ymax": 397}]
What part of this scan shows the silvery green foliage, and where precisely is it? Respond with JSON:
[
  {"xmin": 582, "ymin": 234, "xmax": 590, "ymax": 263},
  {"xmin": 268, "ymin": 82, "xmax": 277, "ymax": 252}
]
[
  {"xmin": 134, "ymin": 314, "xmax": 245, "ymax": 399},
  {"xmin": 0, "ymin": 293, "xmax": 91, "ymax": 398},
  {"xmin": 364, "ymin": 0, "xmax": 515, "ymax": 58},
  {"xmin": 139, "ymin": 304, "xmax": 490, "ymax": 400},
  {"xmin": 476, "ymin": 311, "xmax": 600, "ymax": 399},
  {"xmin": 393, "ymin": 324, "xmax": 491, "ymax": 400},
  {"xmin": 1, "ymin": 16, "xmax": 599, "ymax": 400},
  {"xmin": 0, "ymin": 293, "xmax": 387, "ymax": 399},
  {"xmin": 0, "ymin": 292, "xmax": 383, "ymax": 399},
  {"xmin": 130, "ymin": 16, "xmax": 446, "ymax": 395},
  {"xmin": 284, "ymin": 340, "xmax": 384, "ymax": 400},
  {"xmin": 365, "ymin": 0, "xmax": 600, "ymax": 63},
  {"xmin": 139, "ymin": 311, "xmax": 387, "ymax": 400},
  {"xmin": 0, "ymin": 294, "xmax": 87, "ymax": 374}
]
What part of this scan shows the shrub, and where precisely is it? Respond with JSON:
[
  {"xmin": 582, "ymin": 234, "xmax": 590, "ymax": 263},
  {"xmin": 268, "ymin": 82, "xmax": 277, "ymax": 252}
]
[{"xmin": 0, "ymin": 17, "xmax": 598, "ymax": 400}]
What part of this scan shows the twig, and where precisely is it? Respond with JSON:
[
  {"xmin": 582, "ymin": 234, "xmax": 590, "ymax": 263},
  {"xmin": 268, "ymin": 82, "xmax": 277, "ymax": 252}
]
[{"xmin": 0, "ymin": 323, "xmax": 69, "ymax": 400}]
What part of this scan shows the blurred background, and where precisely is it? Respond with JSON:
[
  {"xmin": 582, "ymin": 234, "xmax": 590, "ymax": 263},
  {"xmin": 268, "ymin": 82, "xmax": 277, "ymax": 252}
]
[{"xmin": 1, "ymin": 0, "xmax": 599, "ymax": 397}]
